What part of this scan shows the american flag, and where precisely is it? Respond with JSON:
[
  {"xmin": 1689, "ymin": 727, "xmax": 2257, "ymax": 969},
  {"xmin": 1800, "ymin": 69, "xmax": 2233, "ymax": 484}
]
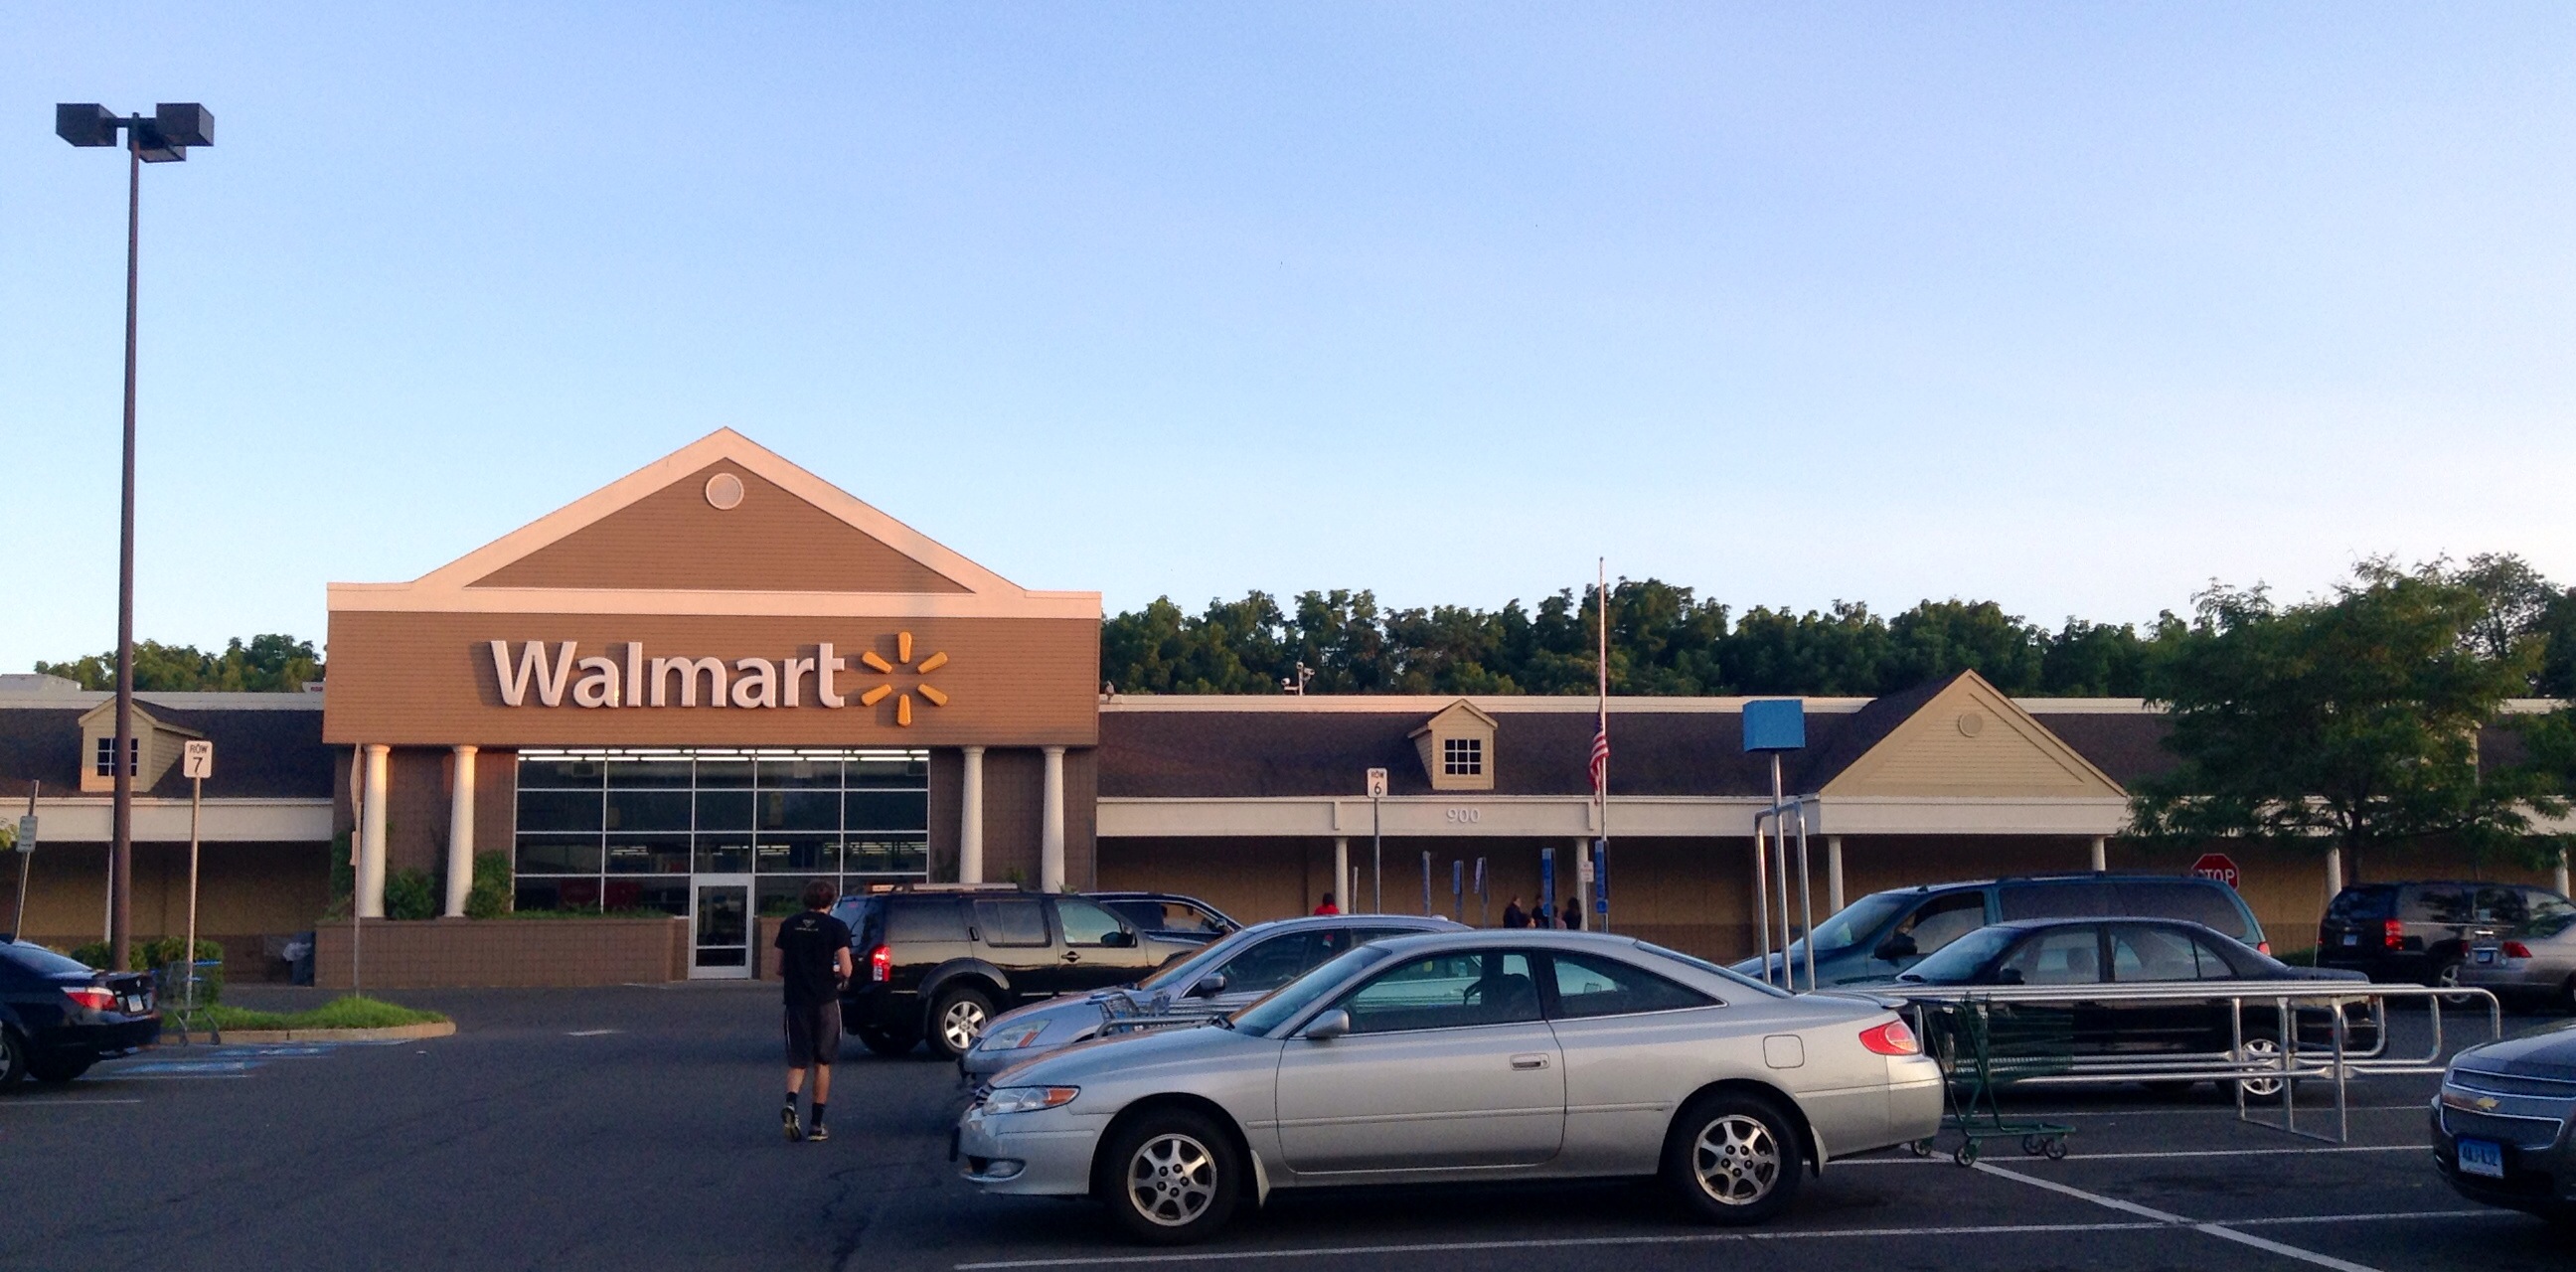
[{"xmin": 1588, "ymin": 726, "xmax": 1610, "ymax": 799}]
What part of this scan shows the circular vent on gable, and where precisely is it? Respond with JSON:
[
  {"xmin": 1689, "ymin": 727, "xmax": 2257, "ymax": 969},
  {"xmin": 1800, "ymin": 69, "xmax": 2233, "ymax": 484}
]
[
  {"xmin": 704, "ymin": 472, "xmax": 745, "ymax": 510},
  {"xmin": 1957, "ymin": 711, "xmax": 1987, "ymax": 737}
]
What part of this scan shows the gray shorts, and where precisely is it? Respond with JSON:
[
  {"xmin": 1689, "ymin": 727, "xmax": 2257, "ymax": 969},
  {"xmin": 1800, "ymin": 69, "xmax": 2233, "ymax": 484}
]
[{"xmin": 784, "ymin": 1001, "xmax": 839, "ymax": 1067}]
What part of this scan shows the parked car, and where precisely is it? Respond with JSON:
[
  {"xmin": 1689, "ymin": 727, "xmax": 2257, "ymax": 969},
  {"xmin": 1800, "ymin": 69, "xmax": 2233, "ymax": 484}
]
[
  {"xmin": 954, "ymin": 929, "xmax": 1944, "ymax": 1243},
  {"xmin": 962, "ymin": 913, "xmax": 1463, "ymax": 1080},
  {"xmin": 832, "ymin": 886, "xmax": 1202, "ymax": 1060},
  {"xmin": 2318, "ymin": 880, "xmax": 2575, "ymax": 990},
  {"xmin": 0, "ymin": 940, "xmax": 160, "ymax": 1087},
  {"xmin": 2462, "ymin": 902, "xmax": 2576, "ymax": 1013},
  {"xmin": 1886, "ymin": 917, "xmax": 2372, "ymax": 1094},
  {"xmin": 2432, "ymin": 1018, "xmax": 2576, "ymax": 1223},
  {"xmin": 1734, "ymin": 874, "xmax": 2268, "ymax": 989},
  {"xmin": 1087, "ymin": 891, "xmax": 1240, "ymax": 945}
]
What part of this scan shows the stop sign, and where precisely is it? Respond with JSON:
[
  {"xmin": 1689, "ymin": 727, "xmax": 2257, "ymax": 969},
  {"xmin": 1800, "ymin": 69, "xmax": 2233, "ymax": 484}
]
[{"xmin": 2191, "ymin": 853, "xmax": 2240, "ymax": 889}]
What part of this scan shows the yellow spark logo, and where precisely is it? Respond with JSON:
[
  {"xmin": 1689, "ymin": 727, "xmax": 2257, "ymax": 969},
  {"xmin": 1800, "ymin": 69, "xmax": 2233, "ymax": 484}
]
[{"xmin": 855, "ymin": 631, "xmax": 949, "ymax": 726}]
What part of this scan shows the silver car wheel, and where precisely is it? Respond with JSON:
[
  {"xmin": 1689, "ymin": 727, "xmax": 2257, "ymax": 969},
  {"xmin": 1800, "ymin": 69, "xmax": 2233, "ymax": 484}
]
[
  {"xmin": 1125, "ymin": 1133, "xmax": 1218, "ymax": 1227},
  {"xmin": 2238, "ymin": 1035, "xmax": 2286, "ymax": 1097},
  {"xmin": 940, "ymin": 1000, "xmax": 988, "ymax": 1053},
  {"xmin": 1691, "ymin": 1114, "xmax": 1783, "ymax": 1206}
]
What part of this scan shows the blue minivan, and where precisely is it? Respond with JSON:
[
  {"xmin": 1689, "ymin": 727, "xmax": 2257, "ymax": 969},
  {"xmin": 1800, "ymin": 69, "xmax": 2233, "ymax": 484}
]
[{"xmin": 1732, "ymin": 873, "xmax": 2269, "ymax": 990}]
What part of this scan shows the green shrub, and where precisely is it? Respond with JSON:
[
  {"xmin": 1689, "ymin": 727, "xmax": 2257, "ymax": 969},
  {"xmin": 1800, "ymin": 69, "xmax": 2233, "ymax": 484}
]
[
  {"xmin": 383, "ymin": 869, "xmax": 436, "ymax": 921},
  {"xmin": 465, "ymin": 850, "xmax": 511, "ymax": 918},
  {"xmin": 70, "ymin": 941, "xmax": 109, "ymax": 969},
  {"xmin": 138, "ymin": 936, "xmax": 226, "ymax": 1006}
]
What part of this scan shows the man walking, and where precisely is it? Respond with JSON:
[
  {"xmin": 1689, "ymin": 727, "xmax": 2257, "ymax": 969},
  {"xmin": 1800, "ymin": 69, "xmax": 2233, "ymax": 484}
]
[{"xmin": 777, "ymin": 877, "xmax": 853, "ymax": 1143}]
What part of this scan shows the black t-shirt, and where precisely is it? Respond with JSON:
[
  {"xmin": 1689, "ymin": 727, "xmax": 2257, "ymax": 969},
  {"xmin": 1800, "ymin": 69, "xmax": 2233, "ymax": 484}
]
[{"xmin": 775, "ymin": 910, "xmax": 853, "ymax": 1007}]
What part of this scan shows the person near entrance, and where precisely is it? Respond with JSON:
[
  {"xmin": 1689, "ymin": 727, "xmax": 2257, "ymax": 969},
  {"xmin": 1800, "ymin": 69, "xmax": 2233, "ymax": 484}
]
[
  {"xmin": 1502, "ymin": 896, "xmax": 1529, "ymax": 929},
  {"xmin": 1312, "ymin": 892, "xmax": 1339, "ymax": 916},
  {"xmin": 777, "ymin": 877, "xmax": 854, "ymax": 1143}
]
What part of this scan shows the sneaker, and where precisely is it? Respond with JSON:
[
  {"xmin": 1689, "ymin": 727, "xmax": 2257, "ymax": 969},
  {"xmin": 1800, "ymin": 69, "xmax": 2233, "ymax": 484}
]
[
  {"xmin": 806, "ymin": 1123, "xmax": 831, "ymax": 1143},
  {"xmin": 782, "ymin": 1105, "xmax": 804, "ymax": 1142}
]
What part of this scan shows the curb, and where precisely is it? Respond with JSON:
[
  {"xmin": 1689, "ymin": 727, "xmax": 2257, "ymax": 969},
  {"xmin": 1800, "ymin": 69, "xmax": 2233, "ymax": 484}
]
[{"xmin": 173, "ymin": 1021, "xmax": 456, "ymax": 1044}]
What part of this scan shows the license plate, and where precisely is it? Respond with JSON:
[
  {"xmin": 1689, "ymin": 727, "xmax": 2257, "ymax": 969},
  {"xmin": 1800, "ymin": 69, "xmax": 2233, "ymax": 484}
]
[
  {"xmin": 2458, "ymin": 1137, "xmax": 2504, "ymax": 1179},
  {"xmin": 2476, "ymin": 949, "xmax": 2496, "ymax": 965},
  {"xmin": 122, "ymin": 996, "xmax": 145, "ymax": 1014},
  {"xmin": 2341, "ymin": 934, "xmax": 2357, "ymax": 946}
]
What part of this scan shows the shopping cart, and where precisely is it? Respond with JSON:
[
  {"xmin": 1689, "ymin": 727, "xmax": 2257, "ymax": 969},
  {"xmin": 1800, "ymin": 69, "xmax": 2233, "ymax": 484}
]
[{"xmin": 1906, "ymin": 996, "xmax": 2074, "ymax": 1166}]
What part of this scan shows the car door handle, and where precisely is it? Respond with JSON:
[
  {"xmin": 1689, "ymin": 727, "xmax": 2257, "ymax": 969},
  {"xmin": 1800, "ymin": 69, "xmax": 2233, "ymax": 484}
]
[
  {"xmin": 1510, "ymin": 1053, "xmax": 1549, "ymax": 1070},
  {"xmin": 1061, "ymin": 951, "xmax": 1080, "ymax": 963}
]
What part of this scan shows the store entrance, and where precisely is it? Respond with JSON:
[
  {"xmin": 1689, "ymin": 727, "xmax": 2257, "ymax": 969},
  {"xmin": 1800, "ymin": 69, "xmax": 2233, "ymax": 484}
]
[{"xmin": 691, "ymin": 874, "xmax": 754, "ymax": 979}]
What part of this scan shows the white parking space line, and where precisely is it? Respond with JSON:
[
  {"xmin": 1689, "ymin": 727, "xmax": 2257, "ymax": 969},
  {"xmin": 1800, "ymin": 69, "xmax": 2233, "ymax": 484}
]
[
  {"xmin": 1973, "ymin": 1162, "xmax": 2388, "ymax": 1272},
  {"xmin": 0, "ymin": 1098, "xmax": 143, "ymax": 1108},
  {"xmin": 1841, "ymin": 1145, "xmax": 2420, "ymax": 1164},
  {"xmin": 2228, "ymin": 1210, "xmax": 2512, "ymax": 1226},
  {"xmin": 567, "ymin": 1030, "xmax": 620, "ymax": 1036},
  {"xmin": 951, "ymin": 1221, "xmax": 2170, "ymax": 1270}
]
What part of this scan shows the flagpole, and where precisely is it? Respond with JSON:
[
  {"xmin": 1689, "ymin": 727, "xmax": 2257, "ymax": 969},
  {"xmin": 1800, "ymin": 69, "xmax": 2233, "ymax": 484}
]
[{"xmin": 1595, "ymin": 557, "xmax": 1610, "ymax": 935}]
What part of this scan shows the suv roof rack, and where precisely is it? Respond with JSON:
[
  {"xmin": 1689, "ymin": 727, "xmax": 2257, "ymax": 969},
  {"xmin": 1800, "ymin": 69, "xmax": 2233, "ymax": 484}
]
[{"xmin": 861, "ymin": 881, "xmax": 1028, "ymax": 894}]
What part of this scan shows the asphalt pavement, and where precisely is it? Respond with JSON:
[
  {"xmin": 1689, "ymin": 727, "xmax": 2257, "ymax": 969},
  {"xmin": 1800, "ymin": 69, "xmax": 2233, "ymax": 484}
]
[{"xmin": 0, "ymin": 983, "xmax": 2563, "ymax": 1272}]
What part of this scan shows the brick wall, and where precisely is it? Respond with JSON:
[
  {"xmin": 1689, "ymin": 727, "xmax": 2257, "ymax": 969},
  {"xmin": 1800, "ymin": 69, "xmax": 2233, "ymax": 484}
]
[{"xmin": 314, "ymin": 917, "xmax": 688, "ymax": 989}]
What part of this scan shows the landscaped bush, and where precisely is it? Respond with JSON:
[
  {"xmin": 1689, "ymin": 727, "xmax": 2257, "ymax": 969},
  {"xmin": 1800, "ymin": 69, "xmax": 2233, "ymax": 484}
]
[
  {"xmin": 383, "ymin": 869, "xmax": 436, "ymax": 921},
  {"xmin": 65, "ymin": 938, "xmax": 224, "ymax": 1004},
  {"xmin": 465, "ymin": 850, "xmax": 511, "ymax": 918}
]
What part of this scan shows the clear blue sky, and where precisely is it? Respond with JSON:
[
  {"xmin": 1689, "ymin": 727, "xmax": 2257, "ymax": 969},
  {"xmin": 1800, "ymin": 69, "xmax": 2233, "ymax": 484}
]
[{"xmin": 5, "ymin": 4, "xmax": 2572, "ymax": 671}]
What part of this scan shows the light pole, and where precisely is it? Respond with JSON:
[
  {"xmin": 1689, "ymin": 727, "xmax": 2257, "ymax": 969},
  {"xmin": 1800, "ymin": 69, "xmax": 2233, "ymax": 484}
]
[{"xmin": 56, "ymin": 102, "xmax": 215, "ymax": 972}]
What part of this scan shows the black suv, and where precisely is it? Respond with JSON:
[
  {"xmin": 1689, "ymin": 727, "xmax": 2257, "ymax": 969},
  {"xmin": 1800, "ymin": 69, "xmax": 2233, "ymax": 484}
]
[
  {"xmin": 833, "ymin": 887, "xmax": 1199, "ymax": 1059},
  {"xmin": 2318, "ymin": 880, "xmax": 2576, "ymax": 989}
]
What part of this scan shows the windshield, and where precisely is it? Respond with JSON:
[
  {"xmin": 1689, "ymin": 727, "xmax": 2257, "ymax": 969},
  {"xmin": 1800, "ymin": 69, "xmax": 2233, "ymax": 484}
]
[
  {"xmin": 1634, "ymin": 941, "xmax": 1789, "ymax": 999},
  {"xmin": 3, "ymin": 940, "xmax": 98, "ymax": 978},
  {"xmin": 1795, "ymin": 891, "xmax": 1916, "ymax": 957},
  {"xmin": 1229, "ymin": 944, "xmax": 1397, "ymax": 1035},
  {"xmin": 1899, "ymin": 926, "xmax": 2019, "ymax": 984},
  {"xmin": 1135, "ymin": 925, "xmax": 1261, "ymax": 991}
]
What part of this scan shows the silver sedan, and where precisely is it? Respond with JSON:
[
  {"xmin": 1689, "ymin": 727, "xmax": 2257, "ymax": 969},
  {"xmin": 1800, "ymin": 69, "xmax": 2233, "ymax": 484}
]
[
  {"xmin": 956, "ymin": 929, "xmax": 1945, "ymax": 1243},
  {"xmin": 961, "ymin": 913, "xmax": 1464, "ymax": 1081},
  {"xmin": 2462, "ymin": 905, "xmax": 2576, "ymax": 1012}
]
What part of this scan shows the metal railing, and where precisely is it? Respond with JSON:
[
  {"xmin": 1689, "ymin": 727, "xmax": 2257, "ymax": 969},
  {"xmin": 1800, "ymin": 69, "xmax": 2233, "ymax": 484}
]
[{"xmin": 1892, "ymin": 982, "xmax": 2501, "ymax": 1144}]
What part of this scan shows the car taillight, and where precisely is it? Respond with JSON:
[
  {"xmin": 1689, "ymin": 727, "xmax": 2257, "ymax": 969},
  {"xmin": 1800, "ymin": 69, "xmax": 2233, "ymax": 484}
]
[
  {"xmin": 2503, "ymin": 942, "xmax": 2533, "ymax": 959},
  {"xmin": 2256, "ymin": 941, "xmax": 2271, "ymax": 956},
  {"xmin": 61, "ymin": 986, "xmax": 115, "ymax": 1012},
  {"xmin": 2383, "ymin": 920, "xmax": 2404, "ymax": 951},
  {"xmin": 868, "ymin": 945, "xmax": 891, "ymax": 983},
  {"xmin": 1858, "ymin": 1019, "xmax": 1920, "ymax": 1056}
]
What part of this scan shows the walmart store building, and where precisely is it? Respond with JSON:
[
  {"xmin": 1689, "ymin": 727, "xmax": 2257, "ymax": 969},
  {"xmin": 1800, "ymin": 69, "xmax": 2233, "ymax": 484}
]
[{"xmin": 2, "ymin": 431, "xmax": 2561, "ymax": 985}]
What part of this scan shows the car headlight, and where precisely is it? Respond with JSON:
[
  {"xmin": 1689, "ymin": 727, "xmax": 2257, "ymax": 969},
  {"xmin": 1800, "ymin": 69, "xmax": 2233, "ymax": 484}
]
[
  {"xmin": 982, "ymin": 1085, "xmax": 1079, "ymax": 1116},
  {"xmin": 981, "ymin": 1021, "xmax": 1049, "ymax": 1051}
]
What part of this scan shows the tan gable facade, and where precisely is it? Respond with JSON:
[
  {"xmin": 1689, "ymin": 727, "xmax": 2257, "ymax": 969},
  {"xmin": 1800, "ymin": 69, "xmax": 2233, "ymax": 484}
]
[{"xmin": 1819, "ymin": 671, "xmax": 2124, "ymax": 799}]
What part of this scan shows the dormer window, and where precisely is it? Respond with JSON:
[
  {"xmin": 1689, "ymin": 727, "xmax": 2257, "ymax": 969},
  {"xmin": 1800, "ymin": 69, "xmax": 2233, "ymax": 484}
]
[
  {"xmin": 1442, "ymin": 736, "xmax": 1483, "ymax": 777},
  {"xmin": 1410, "ymin": 700, "xmax": 1498, "ymax": 793},
  {"xmin": 94, "ymin": 735, "xmax": 139, "ymax": 778}
]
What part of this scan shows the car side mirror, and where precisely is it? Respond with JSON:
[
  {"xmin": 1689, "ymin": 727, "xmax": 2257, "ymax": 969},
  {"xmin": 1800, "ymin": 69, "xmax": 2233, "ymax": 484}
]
[
  {"xmin": 1993, "ymin": 968, "xmax": 2024, "ymax": 986},
  {"xmin": 1103, "ymin": 930, "xmax": 1136, "ymax": 948},
  {"xmin": 1304, "ymin": 1009, "xmax": 1352, "ymax": 1041},
  {"xmin": 1191, "ymin": 973, "xmax": 1228, "ymax": 998},
  {"xmin": 1875, "ymin": 933, "xmax": 1918, "ymax": 962}
]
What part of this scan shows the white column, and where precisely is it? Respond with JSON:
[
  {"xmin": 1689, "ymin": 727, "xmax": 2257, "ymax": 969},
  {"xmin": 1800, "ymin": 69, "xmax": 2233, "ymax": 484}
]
[
  {"xmin": 2325, "ymin": 847, "xmax": 2344, "ymax": 903},
  {"xmin": 359, "ymin": 744, "xmax": 390, "ymax": 919},
  {"xmin": 2089, "ymin": 836, "xmax": 2108, "ymax": 873},
  {"xmin": 444, "ymin": 745, "xmax": 477, "ymax": 917},
  {"xmin": 1827, "ymin": 835, "xmax": 1846, "ymax": 912},
  {"xmin": 957, "ymin": 746, "xmax": 986, "ymax": 884},
  {"xmin": 2555, "ymin": 850, "xmax": 2570, "ymax": 900},
  {"xmin": 1040, "ymin": 746, "xmax": 1066, "ymax": 893},
  {"xmin": 1332, "ymin": 837, "xmax": 1349, "ymax": 912}
]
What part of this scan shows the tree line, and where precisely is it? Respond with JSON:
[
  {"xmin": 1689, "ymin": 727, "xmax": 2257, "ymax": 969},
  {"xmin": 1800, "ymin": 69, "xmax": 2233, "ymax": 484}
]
[
  {"xmin": 1101, "ymin": 554, "xmax": 2576, "ymax": 700},
  {"xmin": 33, "ymin": 634, "xmax": 324, "ymax": 694}
]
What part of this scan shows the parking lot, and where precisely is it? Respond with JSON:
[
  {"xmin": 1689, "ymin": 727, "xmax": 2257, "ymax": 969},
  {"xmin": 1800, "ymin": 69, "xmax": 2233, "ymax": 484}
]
[{"xmin": 0, "ymin": 984, "xmax": 2564, "ymax": 1272}]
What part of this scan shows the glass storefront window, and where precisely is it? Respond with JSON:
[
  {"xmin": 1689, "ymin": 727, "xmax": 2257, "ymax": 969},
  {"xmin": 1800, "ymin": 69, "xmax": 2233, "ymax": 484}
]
[{"xmin": 514, "ymin": 748, "xmax": 928, "ymax": 912}]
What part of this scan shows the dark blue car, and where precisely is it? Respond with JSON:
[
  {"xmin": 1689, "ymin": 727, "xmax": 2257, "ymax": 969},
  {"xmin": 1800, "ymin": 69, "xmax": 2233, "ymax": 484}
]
[{"xmin": 0, "ymin": 939, "xmax": 161, "ymax": 1086}]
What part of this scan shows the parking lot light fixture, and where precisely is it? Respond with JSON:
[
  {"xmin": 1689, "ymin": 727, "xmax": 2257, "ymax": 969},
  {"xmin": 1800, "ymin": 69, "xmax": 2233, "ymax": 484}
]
[{"xmin": 54, "ymin": 101, "xmax": 214, "ymax": 971}]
